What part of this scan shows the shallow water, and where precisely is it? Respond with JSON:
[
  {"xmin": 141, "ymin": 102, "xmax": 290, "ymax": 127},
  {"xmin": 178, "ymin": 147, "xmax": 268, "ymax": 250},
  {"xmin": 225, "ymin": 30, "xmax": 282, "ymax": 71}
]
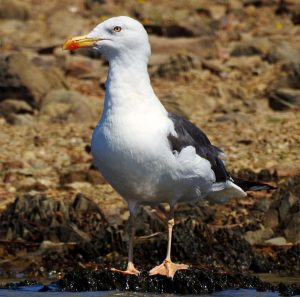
[
  {"xmin": 0, "ymin": 288, "xmax": 299, "ymax": 297},
  {"xmin": 256, "ymin": 274, "xmax": 300, "ymax": 285}
]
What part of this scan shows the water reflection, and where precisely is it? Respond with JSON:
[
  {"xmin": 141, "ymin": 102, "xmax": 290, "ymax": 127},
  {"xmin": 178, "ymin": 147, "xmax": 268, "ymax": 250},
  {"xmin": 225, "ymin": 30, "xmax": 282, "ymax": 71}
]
[{"xmin": 0, "ymin": 289, "xmax": 299, "ymax": 297}]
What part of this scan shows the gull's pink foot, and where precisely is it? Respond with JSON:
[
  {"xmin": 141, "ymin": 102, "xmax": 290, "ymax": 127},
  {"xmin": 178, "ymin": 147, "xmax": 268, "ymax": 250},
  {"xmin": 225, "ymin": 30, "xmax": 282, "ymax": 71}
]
[
  {"xmin": 149, "ymin": 260, "xmax": 188, "ymax": 278},
  {"xmin": 111, "ymin": 264, "xmax": 140, "ymax": 276}
]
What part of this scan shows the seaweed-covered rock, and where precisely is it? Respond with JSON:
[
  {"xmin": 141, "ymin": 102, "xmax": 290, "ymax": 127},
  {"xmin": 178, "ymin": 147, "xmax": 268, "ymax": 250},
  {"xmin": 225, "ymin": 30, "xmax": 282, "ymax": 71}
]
[
  {"xmin": 265, "ymin": 174, "xmax": 300, "ymax": 242},
  {"xmin": 0, "ymin": 194, "xmax": 108, "ymax": 243},
  {"xmin": 58, "ymin": 266, "xmax": 275, "ymax": 294}
]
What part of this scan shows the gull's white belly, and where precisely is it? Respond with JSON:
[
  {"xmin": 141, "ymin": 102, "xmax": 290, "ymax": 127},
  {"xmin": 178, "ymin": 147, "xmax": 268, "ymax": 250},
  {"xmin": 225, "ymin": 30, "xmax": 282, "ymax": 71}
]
[{"xmin": 91, "ymin": 113, "xmax": 215, "ymax": 206}]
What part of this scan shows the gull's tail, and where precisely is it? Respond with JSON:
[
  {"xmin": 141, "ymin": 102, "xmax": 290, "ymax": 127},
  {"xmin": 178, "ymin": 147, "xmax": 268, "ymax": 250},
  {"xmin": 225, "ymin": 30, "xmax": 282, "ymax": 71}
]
[{"xmin": 232, "ymin": 178, "xmax": 276, "ymax": 191}]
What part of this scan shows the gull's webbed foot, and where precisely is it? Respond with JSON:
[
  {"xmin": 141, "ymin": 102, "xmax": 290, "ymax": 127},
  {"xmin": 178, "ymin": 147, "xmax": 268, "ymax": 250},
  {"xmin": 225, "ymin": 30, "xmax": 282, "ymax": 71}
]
[
  {"xmin": 111, "ymin": 263, "xmax": 140, "ymax": 276},
  {"xmin": 149, "ymin": 260, "xmax": 188, "ymax": 278}
]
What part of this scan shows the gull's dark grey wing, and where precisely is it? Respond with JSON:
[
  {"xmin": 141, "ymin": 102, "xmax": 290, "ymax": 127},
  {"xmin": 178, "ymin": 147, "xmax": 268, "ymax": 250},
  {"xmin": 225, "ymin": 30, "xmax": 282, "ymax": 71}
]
[
  {"xmin": 168, "ymin": 113, "xmax": 276, "ymax": 192},
  {"xmin": 167, "ymin": 113, "xmax": 230, "ymax": 182}
]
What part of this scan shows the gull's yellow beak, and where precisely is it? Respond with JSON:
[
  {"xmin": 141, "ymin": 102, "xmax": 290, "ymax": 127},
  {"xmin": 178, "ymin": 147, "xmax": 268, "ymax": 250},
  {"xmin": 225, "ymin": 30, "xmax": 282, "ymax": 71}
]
[{"xmin": 63, "ymin": 35, "xmax": 100, "ymax": 50}]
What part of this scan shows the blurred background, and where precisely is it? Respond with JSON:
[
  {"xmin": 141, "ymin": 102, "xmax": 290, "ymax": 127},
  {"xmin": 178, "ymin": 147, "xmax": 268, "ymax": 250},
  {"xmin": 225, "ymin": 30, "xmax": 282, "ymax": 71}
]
[{"xmin": 0, "ymin": 0, "xmax": 299, "ymax": 282}]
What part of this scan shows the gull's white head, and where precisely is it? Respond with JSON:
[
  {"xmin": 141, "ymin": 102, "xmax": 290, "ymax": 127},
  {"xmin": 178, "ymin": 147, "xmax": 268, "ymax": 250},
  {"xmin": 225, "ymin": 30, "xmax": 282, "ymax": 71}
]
[{"xmin": 64, "ymin": 16, "xmax": 151, "ymax": 63}]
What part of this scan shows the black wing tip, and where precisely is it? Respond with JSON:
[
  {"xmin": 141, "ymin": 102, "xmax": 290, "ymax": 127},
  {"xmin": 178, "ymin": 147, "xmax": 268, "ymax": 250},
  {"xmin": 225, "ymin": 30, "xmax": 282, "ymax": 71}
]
[
  {"xmin": 233, "ymin": 178, "xmax": 277, "ymax": 192},
  {"xmin": 247, "ymin": 184, "xmax": 277, "ymax": 191}
]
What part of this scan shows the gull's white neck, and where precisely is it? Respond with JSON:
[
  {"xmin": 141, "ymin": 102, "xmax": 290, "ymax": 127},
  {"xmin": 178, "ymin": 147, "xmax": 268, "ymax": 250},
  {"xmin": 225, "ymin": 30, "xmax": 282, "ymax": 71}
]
[{"xmin": 103, "ymin": 53, "xmax": 163, "ymax": 114}]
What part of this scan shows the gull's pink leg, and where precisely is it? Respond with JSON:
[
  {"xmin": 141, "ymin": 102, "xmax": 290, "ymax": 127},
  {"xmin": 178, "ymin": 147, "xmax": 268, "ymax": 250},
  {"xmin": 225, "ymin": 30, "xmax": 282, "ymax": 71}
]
[
  {"xmin": 111, "ymin": 210, "xmax": 140, "ymax": 276},
  {"xmin": 149, "ymin": 205, "xmax": 188, "ymax": 278}
]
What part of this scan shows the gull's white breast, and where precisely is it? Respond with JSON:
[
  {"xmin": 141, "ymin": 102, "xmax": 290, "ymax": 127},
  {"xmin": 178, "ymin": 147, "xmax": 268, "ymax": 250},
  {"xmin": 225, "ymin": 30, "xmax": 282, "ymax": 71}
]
[{"xmin": 91, "ymin": 105, "xmax": 215, "ymax": 207}]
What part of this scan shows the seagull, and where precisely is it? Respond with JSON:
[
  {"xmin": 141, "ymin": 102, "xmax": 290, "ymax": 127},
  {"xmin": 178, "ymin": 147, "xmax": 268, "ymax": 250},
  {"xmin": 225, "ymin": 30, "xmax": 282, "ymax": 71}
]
[{"xmin": 63, "ymin": 16, "xmax": 274, "ymax": 278}]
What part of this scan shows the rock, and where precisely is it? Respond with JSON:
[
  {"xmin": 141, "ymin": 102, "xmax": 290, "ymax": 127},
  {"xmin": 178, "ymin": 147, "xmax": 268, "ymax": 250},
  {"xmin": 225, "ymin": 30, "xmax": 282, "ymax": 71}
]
[
  {"xmin": 144, "ymin": 18, "xmax": 220, "ymax": 38},
  {"xmin": 284, "ymin": 2, "xmax": 300, "ymax": 25},
  {"xmin": 46, "ymin": 10, "xmax": 87, "ymax": 40},
  {"xmin": 17, "ymin": 177, "xmax": 37, "ymax": 192},
  {"xmin": 86, "ymin": 169, "xmax": 106, "ymax": 185},
  {"xmin": 151, "ymin": 54, "xmax": 201, "ymax": 78},
  {"xmin": 0, "ymin": 194, "xmax": 107, "ymax": 243},
  {"xmin": 257, "ymin": 169, "xmax": 278, "ymax": 182},
  {"xmin": 202, "ymin": 60, "xmax": 226, "ymax": 76},
  {"xmin": 0, "ymin": 0, "xmax": 30, "ymax": 20},
  {"xmin": 206, "ymin": 4, "xmax": 226, "ymax": 20},
  {"xmin": 150, "ymin": 36, "xmax": 218, "ymax": 59},
  {"xmin": 266, "ymin": 174, "xmax": 300, "ymax": 241},
  {"xmin": 60, "ymin": 169, "xmax": 87, "ymax": 185},
  {"xmin": 278, "ymin": 192, "xmax": 298, "ymax": 223},
  {"xmin": 284, "ymin": 213, "xmax": 300, "ymax": 243},
  {"xmin": 265, "ymin": 237, "xmax": 287, "ymax": 246},
  {"xmin": 0, "ymin": 98, "xmax": 34, "ymax": 125},
  {"xmin": 64, "ymin": 182, "xmax": 92, "ymax": 192},
  {"xmin": 60, "ymin": 167, "xmax": 106, "ymax": 185},
  {"xmin": 264, "ymin": 42, "xmax": 300, "ymax": 65},
  {"xmin": 235, "ymin": 168, "xmax": 257, "ymax": 182},
  {"xmin": 145, "ymin": 23, "xmax": 195, "ymax": 38},
  {"xmin": 0, "ymin": 53, "xmax": 66, "ymax": 108},
  {"xmin": 39, "ymin": 89, "xmax": 99, "ymax": 123},
  {"xmin": 5, "ymin": 114, "xmax": 34, "ymax": 126},
  {"xmin": 275, "ymin": 244, "xmax": 300, "ymax": 275},
  {"xmin": 72, "ymin": 193, "xmax": 101, "ymax": 212},
  {"xmin": 0, "ymin": 99, "xmax": 33, "ymax": 115},
  {"xmin": 269, "ymin": 88, "xmax": 300, "ymax": 111},
  {"xmin": 244, "ymin": 227, "xmax": 274, "ymax": 245},
  {"xmin": 159, "ymin": 94, "xmax": 189, "ymax": 118},
  {"xmin": 84, "ymin": 0, "xmax": 116, "ymax": 17},
  {"xmin": 65, "ymin": 55, "xmax": 105, "ymax": 79},
  {"xmin": 254, "ymin": 198, "xmax": 270, "ymax": 212},
  {"xmin": 65, "ymin": 56, "xmax": 94, "ymax": 78},
  {"xmin": 231, "ymin": 44, "xmax": 262, "ymax": 57},
  {"xmin": 234, "ymin": 168, "xmax": 278, "ymax": 183},
  {"xmin": 263, "ymin": 209, "xmax": 279, "ymax": 229},
  {"xmin": 249, "ymin": 254, "xmax": 273, "ymax": 273},
  {"xmin": 243, "ymin": 0, "xmax": 278, "ymax": 7},
  {"xmin": 58, "ymin": 266, "xmax": 277, "ymax": 293}
]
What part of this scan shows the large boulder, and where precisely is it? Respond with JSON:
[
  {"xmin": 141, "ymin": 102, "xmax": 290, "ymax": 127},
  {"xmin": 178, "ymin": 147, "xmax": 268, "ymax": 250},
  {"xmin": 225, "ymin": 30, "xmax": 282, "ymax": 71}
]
[
  {"xmin": 39, "ymin": 89, "xmax": 101, "ymax": 123},
  {"xmin": 47, "ymin": 9, "xmax": 88, "ymax": 40},
  {"xmin": 0, "ymin": 0, "xmax": 30, "ymax": 20},
  {"xmin": 0, "ymin": 53, "xmax": 66, "ymax": 108}
]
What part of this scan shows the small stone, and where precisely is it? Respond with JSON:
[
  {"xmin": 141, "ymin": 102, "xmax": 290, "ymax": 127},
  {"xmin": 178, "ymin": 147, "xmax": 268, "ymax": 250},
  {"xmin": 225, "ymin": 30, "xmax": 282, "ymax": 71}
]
[
  {"xmin": 269, "ymin": 88, "xmax": 300, "ymax": 111},
  {"xmin": 17, "ymin": 177, "xmax": 37, "ymax": 192},
  {"xmin": 254, "ymin": 198, "xmax": 270, "ymax": 212},
  {"xmin": 231, "ymin": 44, "xmax": 262, "ymax": 57},
  {"xmin": 207, "ymin": 4, "xmax": 226, "ymax": 20},
  {"xmin": 0, "ymin": 99, "xmax": 33, "ymax": 116},
  {"xmin": 64, "ymin": 181, "xmax": 91, "ymax": 192},
  {"xmin": 86, "ymin": 169, "xmax": 106, "ymax": 185},
  {"xmin": 67, "ymin": 56, "xmax": 93, "ymax": 77},
  {"xmin": 264, "ymin": 42, "xmax": 300, "ymax": 65},
  {"xmin": 60, "ymin": 170, "xmax": 87, "ymax": 185},
  {"xmin": 265, "ymin": 237, "xmax": 287, "ymax": 246},
  {"xmin": 263, "ymin": 209, "xmax": 279, "ymax": 229},
  {"xmin": 152, "ymin": 54, "xmax": 201, "ymax": 78},
  {"xmin": 5, "ymin": 114, "xmax": 34, "ymax": 126},
  {"xmin": 72, "ymin": 193, "xmax": 99, "ymax": 212},
  {"xmin": 244, "ymin": 227, "xmax": 274, "ymax": 245},
  {"xmin": 278, "ymin": 193, "xmax": 295, "ymax": 223}
]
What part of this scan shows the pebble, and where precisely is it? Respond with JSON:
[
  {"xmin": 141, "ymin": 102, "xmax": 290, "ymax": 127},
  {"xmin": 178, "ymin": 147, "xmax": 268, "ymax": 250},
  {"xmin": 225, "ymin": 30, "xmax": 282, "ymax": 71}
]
[
  {"xmin": 265, "ymin": 237, "xmax": 287, "ymax": 246},
  {"xmin": 244, "ymin": 227, "xmax": 274, "ymax": 245}
]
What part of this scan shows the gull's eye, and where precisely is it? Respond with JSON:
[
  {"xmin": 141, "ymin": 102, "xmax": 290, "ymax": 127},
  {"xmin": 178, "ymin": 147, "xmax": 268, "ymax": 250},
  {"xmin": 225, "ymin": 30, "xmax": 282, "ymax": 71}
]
[{"xmin": 113, "ymin": 26, "xmax": 122, "ymax": 32}]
